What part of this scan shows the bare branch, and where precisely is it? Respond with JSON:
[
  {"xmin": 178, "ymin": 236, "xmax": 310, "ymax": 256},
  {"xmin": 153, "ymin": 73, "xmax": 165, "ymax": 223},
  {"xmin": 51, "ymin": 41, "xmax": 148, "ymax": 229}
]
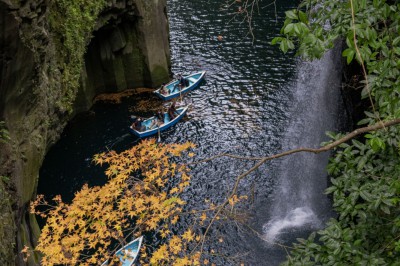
[
  {"xmin": 221, "ymin": 0, "xmax": 277, "ymax": 43},
  {"xmin": 190, "ymin": 118, "xmax": 400, "ymax": 252},
  {"xmin": 192, "ymin": 118, "xmax": 400, "ymax": 166},
  {"xmin": 349, "ymin": 0, "xmax": 381, "ymax": 125}
]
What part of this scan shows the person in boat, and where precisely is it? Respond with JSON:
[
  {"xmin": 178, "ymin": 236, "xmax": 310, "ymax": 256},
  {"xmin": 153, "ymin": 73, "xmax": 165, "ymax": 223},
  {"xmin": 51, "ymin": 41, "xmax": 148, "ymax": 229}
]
[
  {"xmin": 168, "ymin": 102, "xmax": 177, "ymax": 120},
  {"xmin": 150, "ymin": 110, "xmax": 164, "ymax": 129},
  {"xmin": 149, "ymin": 119, "xmax": 158, "ymax": 129},
  {"xmin": 173, "ymin": 74, "xmax": 182, "ymax": 91},
  {"xmin": 156, "ymin": 110, "xmax": 164, "ymax": 123},
  {"xmin": 173, "ymin": 74, "xmax": 186, "ymax": 91},
  {"xmin": 160, "ymin": 83, "xmax": 168, "ymax": 95},
  {"xmin": 179, "ymin": 74, "xmax": 189, "ymax": 88},
  {"xmin": 178, "ymin": 74, "xmax": 185, "ymax": 88},
  {"xmin": 131, "ymin": 117, "xmax": 144, "ymax": 131}
]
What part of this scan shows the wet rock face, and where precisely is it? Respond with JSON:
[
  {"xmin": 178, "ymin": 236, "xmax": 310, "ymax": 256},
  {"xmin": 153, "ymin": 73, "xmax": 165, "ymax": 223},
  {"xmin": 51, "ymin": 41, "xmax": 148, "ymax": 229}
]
[
  {"xmin": 0, "ymin": 180, "xmax": 15, "ymax": 266},
  {"xmin": 0, "ymin": 0, "xmax": 170, "ymax": 264},
  {"xmin": 77, "ymin": 0, "xmax": 170, "ymax": 112},
  {"xmin": 0, "ymin": 1, "xmax": 53, "ymax": 265}
]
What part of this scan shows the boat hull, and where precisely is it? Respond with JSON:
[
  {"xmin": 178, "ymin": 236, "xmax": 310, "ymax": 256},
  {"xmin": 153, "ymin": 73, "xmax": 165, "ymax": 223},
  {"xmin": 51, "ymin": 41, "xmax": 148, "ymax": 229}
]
[
  {"xmin": 129, "ymin": 106, "xmax": 189, "ymax": 138},
  {"xmin": 101, "ymin": 236, "xmax": 143, "ymax": 266},
  {"xmin": 154, "ymin": 71, "xmax": 206, "ymax": 101}
]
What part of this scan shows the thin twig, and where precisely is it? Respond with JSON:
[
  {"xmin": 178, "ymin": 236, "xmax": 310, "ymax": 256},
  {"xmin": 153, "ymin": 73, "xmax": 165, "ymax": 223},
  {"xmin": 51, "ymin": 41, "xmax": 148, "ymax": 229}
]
[
  {"xmin": 190, "ymin": 118, "xmax": 400, "ymax": 257},
  {"xmin": 349, "ymin": 0, "xmax": 383, "ymax": 128},
  {"xmin": 191, "ymin": 118, "xmax": 400, "ymax": 166}
]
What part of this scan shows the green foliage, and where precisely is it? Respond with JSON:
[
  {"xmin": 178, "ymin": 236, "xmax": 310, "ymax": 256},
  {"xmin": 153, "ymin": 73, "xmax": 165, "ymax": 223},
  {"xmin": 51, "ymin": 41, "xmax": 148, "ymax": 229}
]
[
  {"xmin": 285, "ymin": 131, "xmax": 400, "ymax": 265},
  {"xmin": 0, "ymin": 176, "xmax": 10, "ymax": 184},
  {"xmin": 273, "ymin": 0, "xmax": 400, "ymax": 265},
  {"xmin": 0, "ymin": 121, "xmax": 10, "ymax": 143},
  {"xmin": 49, "ymin": 0, "xmax": 106, "ymax": 113}
]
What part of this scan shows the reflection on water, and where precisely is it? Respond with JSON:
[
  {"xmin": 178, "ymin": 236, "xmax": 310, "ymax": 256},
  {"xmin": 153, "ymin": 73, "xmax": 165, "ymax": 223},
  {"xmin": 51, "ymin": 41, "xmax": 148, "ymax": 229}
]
[{"xmin": 37, "ymin": 0, "xmax": 343, "ymax": 265}]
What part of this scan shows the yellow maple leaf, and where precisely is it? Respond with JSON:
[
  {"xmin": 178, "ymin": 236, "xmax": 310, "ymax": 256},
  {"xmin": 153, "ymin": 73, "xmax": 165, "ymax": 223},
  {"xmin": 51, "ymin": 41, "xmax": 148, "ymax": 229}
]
[
  {"xmin": 200, "ymin": 212, "xmax": 207, "ymax": 222},
  {"xmin": 171, "ymin": 215, "xmax": 179, "ymax": 225},
  {"xmin": 170, "ymin": 187, "xmax": 179, "ymax": 194},
  {"xmin": 182, "ymin": 229, "xmax": 195, "ymax": 242},
  {"xmin": 31, "ymin": 139, "xmax": 198, "ymax": 265},
  {"xmin": 169, "ymin": 237, "xmax": 182, "ymax": 255},
  {"xmin": 174, "ymin": 256, "xmax": 191, "ymax": 266},
  {"xmin": 150, "ymin": 244, "xmax": 169, "ymax": 264}
]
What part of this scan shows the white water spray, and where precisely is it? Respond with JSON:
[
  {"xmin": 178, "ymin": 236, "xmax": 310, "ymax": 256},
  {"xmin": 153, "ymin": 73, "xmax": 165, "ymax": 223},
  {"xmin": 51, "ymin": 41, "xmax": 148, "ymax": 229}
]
[
  {"xmin": 263, "ymin": 207, "xmax": 319, "ymax": 241},
  {"xmin": 263, "ymin": 44, "xmax": 343, "ymax": 242}
]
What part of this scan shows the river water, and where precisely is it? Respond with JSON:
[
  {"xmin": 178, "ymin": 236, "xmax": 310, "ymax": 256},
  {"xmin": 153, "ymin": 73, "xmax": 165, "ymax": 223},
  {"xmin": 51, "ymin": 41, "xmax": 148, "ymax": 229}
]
[{"xmin": 38, "ymin": 0, "xmax": 344, "ymax": 265}]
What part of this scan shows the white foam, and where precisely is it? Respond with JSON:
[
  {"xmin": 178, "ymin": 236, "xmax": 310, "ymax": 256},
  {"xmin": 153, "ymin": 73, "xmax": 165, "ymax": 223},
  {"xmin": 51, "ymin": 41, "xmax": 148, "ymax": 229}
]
[
  {"xmin": 261, "ymin": 45, "xmax": 343, "ymax": 244},
  {"xmin": 263, "ymin": 207, "xmax": 317, "ymax": 242}
]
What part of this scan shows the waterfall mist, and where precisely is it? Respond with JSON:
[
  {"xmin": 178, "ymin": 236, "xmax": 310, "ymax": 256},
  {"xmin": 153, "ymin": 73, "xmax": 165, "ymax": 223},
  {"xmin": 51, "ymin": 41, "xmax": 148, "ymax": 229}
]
[{"xmin": 263, "ymin": 44, "xmax": 343, "ymax": 243}]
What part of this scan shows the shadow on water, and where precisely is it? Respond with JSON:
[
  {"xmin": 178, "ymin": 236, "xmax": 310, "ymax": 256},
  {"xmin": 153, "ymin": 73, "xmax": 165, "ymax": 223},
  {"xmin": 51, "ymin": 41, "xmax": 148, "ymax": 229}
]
[{"xmin": 38, "ymin": 0, "xmax": 345, "ymax": 265}]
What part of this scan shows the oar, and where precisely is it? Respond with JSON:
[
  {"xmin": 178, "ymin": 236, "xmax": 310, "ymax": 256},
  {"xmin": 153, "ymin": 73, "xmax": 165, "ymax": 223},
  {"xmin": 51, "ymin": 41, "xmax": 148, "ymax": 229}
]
[{"xmin": 157, "ymin": 125, "xmax": 161, "ymax": 142}]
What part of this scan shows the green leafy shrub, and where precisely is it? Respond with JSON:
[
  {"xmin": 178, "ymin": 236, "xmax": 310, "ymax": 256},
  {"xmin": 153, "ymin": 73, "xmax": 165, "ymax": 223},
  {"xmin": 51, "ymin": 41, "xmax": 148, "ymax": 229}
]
[
  {"xmin": 273, "ymin": 0, "xmax": 400, "ymax": 264},
  {"xmin": 0, "ymin": 121, "xmax": 10, "ymax": 143},
  {"xmin": 49, "ymin": 0, "xmax": 106, "ymax": 113}
]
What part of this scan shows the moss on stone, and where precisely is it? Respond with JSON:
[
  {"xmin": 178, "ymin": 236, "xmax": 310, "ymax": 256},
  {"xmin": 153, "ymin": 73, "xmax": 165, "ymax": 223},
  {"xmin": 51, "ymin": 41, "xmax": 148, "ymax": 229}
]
[
  {"xmin": 0, "ymin": 180, "xmax": 16, "ymax": 266},
  {"xmin": 28, "ymin": 213, "xmax": 41, "ymax": 263},
  {"xmin": 48, "ymin": 0, "xmax": 107, "ymax": 113},
  {"xmin": 151, "ymin": 65, "xmax": 169, "ymax": 86},
  {"xmin": 0, "ymin": 1, "xmax": 171, "ymax": 263}
]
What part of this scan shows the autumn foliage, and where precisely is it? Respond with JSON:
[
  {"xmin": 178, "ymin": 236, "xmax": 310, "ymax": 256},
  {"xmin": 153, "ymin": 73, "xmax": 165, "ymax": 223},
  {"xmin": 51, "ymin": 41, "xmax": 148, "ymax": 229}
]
[{"xmin": 30, "ymin": 139, "xmax": 206, "ymax": 265}]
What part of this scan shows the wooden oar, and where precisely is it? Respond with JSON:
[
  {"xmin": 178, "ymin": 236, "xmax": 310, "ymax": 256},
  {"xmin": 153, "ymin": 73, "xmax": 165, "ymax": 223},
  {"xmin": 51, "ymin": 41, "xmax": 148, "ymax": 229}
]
[{"xmin": 157, "ymin": 125, "xmax": 161, "ymax": 142}]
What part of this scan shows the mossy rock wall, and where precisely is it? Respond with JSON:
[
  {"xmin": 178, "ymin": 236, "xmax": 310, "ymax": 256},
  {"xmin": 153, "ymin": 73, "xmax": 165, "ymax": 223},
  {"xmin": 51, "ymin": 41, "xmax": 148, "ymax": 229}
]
[
  {"xmin": 0, "ymin": 1, "xmax": 61, "ymax": 264},
  {"xmin": 0, "ymin": 0, "xmax": 170, "ymax": 264},
  {"xmin": 0, "ymin": 179, "xmax": 16, "ymax": 266},
  {"xmin": 76, "ymin": 0, "xmax": 170, "ymax": 112}
]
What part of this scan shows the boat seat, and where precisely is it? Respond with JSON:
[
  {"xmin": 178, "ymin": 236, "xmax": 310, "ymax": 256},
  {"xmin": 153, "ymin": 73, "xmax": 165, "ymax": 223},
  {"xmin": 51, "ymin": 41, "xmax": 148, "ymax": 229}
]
[
  {"xmin": 125, "ymin": 250, "xmax": 137, "ymax": 258},
  {"xmin": 164, "ymin": 114, "xmax": 170, "ymax": 123},
  {"xmin": 172, "ymin": 86, "xmax": 180, "ymax": 93},
  {"xmin": 187, "ymin": 77, "xmax": 197, "ymax": 84}
]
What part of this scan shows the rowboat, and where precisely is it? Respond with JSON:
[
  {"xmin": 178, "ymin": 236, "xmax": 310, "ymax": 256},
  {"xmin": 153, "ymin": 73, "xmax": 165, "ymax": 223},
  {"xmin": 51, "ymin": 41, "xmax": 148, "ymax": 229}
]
[
  {"xmin": 101, "ymin": 236, "xmax": 143, "ymax": 266},
  {"xmin": 154, "ymin": 71, "xmax": 206, "ymax": 101},
  {"xmin": 129, "ymin": 106, "xmax": 189, "ymax": 138}
]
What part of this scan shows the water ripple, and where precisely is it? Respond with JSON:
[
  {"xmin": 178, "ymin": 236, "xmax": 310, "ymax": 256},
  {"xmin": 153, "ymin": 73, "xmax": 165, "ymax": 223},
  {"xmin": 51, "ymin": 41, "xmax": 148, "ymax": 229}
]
[{"xmin": 39, "ymin": 0, "xmax": 300, "ymax": 265}]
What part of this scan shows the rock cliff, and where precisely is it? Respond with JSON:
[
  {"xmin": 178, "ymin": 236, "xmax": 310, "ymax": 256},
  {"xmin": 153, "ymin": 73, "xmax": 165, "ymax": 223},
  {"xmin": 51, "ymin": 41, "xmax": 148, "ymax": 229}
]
[{"xmin": 0, "ymin": 0, "xmax": 170, "ymax": 264}]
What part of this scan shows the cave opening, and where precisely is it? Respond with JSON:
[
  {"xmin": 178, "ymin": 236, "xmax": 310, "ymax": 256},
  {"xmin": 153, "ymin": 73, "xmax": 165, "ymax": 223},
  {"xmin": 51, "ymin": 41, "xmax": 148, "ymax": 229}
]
[{"xmin": 75, "ymin": 16, "xmax": 146, "ymax": 112}]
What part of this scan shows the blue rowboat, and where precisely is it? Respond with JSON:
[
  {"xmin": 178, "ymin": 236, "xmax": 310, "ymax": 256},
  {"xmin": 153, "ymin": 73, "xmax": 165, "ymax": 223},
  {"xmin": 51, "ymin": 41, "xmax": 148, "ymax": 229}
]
[
  {"xmin": 129, "ymin": 106, "xmax": 189, "ymax": 138},
  {"xmin": 101, "ymin": 236, "xmax": 143, "ymax": 266},
  {"xmin": 154, "ymin": 71, "xmax": 206, "ymax": 101}
]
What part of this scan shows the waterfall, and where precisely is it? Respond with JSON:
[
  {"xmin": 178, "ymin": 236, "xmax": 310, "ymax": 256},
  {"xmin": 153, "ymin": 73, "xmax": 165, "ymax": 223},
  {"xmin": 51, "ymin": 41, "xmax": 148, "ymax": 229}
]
[{"xmin": 263, "ymin": 44, "xmax": 343, "ymax": 242}]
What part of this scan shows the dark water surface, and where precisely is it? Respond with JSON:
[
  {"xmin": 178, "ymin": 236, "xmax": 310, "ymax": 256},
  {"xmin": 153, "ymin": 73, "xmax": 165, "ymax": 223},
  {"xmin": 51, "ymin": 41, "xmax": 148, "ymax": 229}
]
[{"xmin": 38, "ymin": 0, "xmax": 344, "ymax": 265}]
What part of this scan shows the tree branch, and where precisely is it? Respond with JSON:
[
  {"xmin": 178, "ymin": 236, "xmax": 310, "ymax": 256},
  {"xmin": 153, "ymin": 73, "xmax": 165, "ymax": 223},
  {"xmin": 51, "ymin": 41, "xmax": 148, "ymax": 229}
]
[
  {"xmin": 192, "ymin": 118, "xmax": 400, "ymax": 166},
  {"xmin": 191, "ymin": 118, "xmax": 400, "ymax": 253}
]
